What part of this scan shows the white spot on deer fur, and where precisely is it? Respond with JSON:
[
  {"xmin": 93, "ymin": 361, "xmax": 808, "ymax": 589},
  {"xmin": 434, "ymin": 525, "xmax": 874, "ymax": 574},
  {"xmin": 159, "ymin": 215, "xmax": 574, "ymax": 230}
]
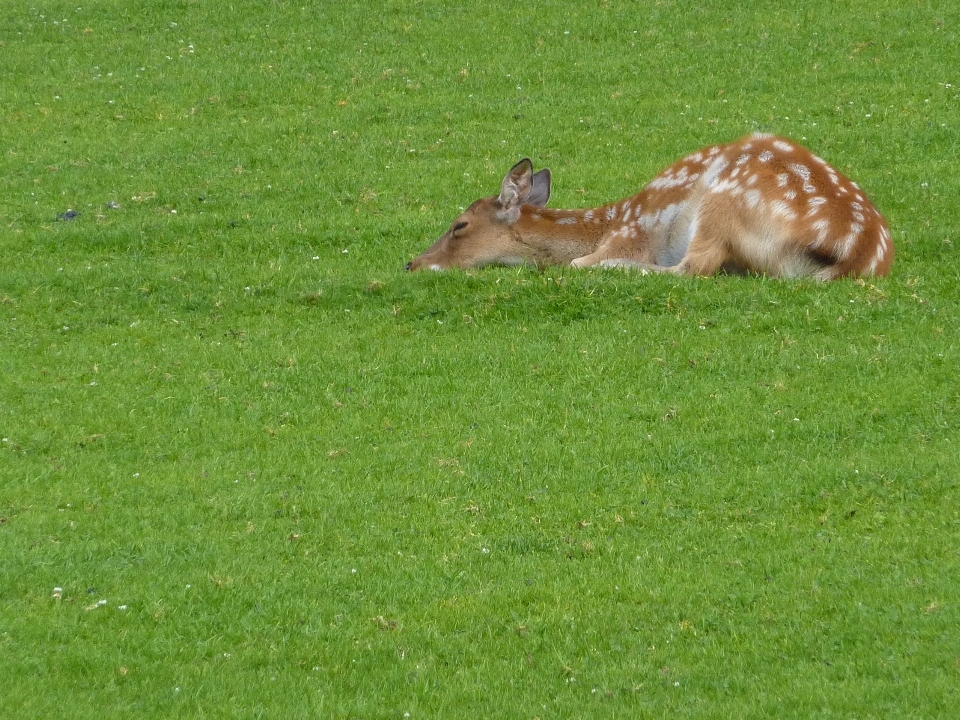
[
  {"xmin": 773, "ymin": 140, "xmax": 794, "ymax": 153},
  {"xmin": 637, "ymin": 202, "xmax": 682, "ymax": 233},
  {"xmin": 745, "ymin": 189, "xmax": 761, "ymax": 208},
  {"xmin": 789, "ymin": 163, "xmax": 811, "ymax": 182},
  {"xmin": 777, "ymin": 173, "xmax": 790, "ymax": 188},
  {"xmin": 855, "ymin": 193, "xmax": 864, "ymax": 202},
  {"xmin": 747, "ymin": 174, "xmax": 759, "ymax": 186},
  {"xmin": 702, "ymin": 157, "xmax": 729, "ymax": 187},
  {"xmin": 707, "ymin": 146, "xmax": 721, "ymax": 156},
  {"xmin": 812, "ymin": 155, "xmax": 828, "ymax": 166},
  {"xmin": 772, "ymin": 200, "xmax": 797, "ymax": 220},
  {"xmin": 805, "ymin": 197, "xmax": 828, "ymax": 218},
  {"xmin": 853, "ymin": 211, "xmax": 865, "ymax": 223},
  {"xmin": 585, "ymin": 210, "xmax": 594, "ymax": 221},
  {"xmin": 690, "ymin": 152, "xmax": 704, "ymax": 163},
  {"xmin": 532, "ymin": 214, "xmax": 542, "ymax": 222},
  {"xmin": 851, "ymin": 222, "xmax": 864, "ymax": 236},
  {"xmin": 753, "ymin": 132, "xmax": 773, "ymax": 140},
  {"xmin": 839, "ymin": 232, "xmax": 858, "ymax": 258},
  {"xmin": 785, "ymin": 190, "xmax": 798, "ymax": 201},
  {"xmin": 648, "ymin": 165, "xmax": 701, "ymax": 191},
  {"xmin": 851, "ymin": 201, "xmax": 863, "ymax": 212},
  {"xmin": 557, "ymin": 216, "xmax": 577, "ymax": 225},
  {"xmin": 606, "ymin": 206, "xmax": 618, "ymax": 221},
  {"xmin": 759, "ymin": 150, "xmax": 774, "ymax": 163},
  {"xmin": 623, "ymin": 207, "xmax": 633, "ymax": 222},
  {"xmin": 711, "ymin": 178, "xmax": 741, "ymax": 195},
  {"xmin": 812, "ymin": 219, "xmax": 831, "ymax": 245},
  {"xmin": 737, "ymin": 153, "xmax": 751, "ymax": 166}
]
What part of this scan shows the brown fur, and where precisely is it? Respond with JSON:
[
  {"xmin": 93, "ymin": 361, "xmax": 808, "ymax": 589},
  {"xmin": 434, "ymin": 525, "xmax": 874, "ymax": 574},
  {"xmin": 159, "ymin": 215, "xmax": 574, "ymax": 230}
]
[{"xmin": 407, "ymin": 134, "xmax": 893, "ymax": 279}]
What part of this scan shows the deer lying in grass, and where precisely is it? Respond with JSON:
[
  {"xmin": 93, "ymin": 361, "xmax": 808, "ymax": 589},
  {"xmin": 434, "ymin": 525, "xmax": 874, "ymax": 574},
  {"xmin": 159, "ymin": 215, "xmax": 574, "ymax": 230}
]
[{"xmin": 406, "ymin": 133, "xmax": 893, "ymax": 279}]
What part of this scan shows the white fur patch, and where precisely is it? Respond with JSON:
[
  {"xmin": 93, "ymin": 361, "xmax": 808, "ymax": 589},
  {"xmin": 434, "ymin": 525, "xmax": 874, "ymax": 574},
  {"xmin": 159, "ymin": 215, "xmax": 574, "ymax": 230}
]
[
  {"xmin": 789, "ymin": 163, "xmax": 811, "ymax": 182},
  {"xmin": 839, "ymin": 232, "xmax": 858, "ymax": 258},
  {"xmin": 811, "ymin": 219, "xmax": 831, "ymax": 245},
  {"xmin": 771, "ymin": 200, "xmax": 797, "ymax": 220},
  {"xmin": 701, "ymin": 157, "xmax": 729, "ymax": 187}
]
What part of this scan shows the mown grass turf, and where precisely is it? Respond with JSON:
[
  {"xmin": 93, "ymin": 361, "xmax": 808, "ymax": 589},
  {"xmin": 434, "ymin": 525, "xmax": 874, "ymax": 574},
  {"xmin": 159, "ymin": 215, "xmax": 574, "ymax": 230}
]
[{"xmin": 2, "ymin": 1, "xmax": 960, "ymax": 718}]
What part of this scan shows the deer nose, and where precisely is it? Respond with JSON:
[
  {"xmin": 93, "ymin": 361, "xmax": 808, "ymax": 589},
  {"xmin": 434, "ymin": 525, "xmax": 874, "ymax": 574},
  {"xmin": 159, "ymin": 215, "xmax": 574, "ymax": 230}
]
[{"xmin": 404, "ymin": 261, "xmax": 413, "ymax": 271}]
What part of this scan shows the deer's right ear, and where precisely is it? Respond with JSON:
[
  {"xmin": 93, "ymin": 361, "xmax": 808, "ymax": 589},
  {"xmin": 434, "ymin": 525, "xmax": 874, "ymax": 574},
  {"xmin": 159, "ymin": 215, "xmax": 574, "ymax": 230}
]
[
  {"xmin": 528, "ymin": 168, "xmax": 551, "ymax": 208},
  {"xmin": 497, "ymin": 158, "xmax": 534, "ymax": 222}
]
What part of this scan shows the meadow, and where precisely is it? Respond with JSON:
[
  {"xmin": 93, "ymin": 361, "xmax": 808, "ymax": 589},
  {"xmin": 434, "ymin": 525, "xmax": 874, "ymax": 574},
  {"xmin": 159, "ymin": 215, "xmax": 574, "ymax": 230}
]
[{"xmin": 2, "ymin": 1, "xmax": 959, "ymax": 717}]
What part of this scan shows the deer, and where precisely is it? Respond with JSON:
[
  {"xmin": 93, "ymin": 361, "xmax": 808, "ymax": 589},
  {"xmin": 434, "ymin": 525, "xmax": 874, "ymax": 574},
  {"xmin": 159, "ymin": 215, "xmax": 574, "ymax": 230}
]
[{"xmin": 405, "ymin": 133, "xmax": 893, "ymax": 279}]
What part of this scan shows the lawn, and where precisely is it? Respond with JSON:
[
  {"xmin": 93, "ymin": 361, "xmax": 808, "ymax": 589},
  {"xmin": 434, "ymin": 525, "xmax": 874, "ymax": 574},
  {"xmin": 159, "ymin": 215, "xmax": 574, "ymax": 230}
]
[{"xmin": 2, "ymin": 1, "xmax": 959, "ymax": 717}]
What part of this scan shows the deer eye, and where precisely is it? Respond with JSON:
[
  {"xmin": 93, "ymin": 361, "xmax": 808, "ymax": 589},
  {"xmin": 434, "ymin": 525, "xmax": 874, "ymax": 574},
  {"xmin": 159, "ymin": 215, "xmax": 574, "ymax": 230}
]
[{"xmin": 452, "ymin": 221, "xmax": 469, "ymax": 233}]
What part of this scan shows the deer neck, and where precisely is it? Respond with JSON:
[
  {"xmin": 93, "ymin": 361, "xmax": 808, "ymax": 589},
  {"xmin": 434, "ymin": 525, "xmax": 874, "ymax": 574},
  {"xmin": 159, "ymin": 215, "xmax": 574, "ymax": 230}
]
[{"xmin": 514, "ymin": 205, "xmax": 615, "ymax": 265}]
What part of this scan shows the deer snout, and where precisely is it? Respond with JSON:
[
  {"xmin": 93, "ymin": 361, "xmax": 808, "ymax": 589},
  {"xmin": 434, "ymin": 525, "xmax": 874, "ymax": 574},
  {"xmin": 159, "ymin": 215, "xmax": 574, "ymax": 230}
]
[{"xmin": 405, "ymin": 261, "xmax": 413, "ymax": 271}]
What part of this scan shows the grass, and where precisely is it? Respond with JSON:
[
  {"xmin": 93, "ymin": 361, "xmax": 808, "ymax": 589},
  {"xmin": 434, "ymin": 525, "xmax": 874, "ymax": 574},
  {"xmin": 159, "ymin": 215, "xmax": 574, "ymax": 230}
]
[{"xmin": 2, "ymin": 1, "xmax": 960, "ymax": 717}]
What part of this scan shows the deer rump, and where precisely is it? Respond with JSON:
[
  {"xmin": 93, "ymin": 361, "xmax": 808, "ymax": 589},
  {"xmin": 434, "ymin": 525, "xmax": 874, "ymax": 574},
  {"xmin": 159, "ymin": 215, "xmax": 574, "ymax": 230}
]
[{"xmin": 406, "ymin": 133, "xmax": 893, "ymax": 280}]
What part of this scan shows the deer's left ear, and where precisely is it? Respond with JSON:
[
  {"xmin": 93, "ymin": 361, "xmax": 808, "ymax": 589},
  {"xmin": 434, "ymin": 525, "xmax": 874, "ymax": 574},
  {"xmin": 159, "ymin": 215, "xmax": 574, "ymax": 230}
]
[
  {"xmin": 528, "ymin": 168, "xmax": 551, "ymax": 207},
  {"xmin": 498, "ymin": 158, "xmax": 533, "ymax": 222}
]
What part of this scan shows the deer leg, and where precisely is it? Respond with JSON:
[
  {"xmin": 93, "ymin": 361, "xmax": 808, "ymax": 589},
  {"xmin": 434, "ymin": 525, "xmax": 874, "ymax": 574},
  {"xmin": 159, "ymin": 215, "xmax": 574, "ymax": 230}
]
[
  {"xmin": 570, "ymin": 228, "xmax": 652, "ymax": 269},
  {"xmin": 668, "ymin": 198, "xmax": 738, "ymax": 276}
]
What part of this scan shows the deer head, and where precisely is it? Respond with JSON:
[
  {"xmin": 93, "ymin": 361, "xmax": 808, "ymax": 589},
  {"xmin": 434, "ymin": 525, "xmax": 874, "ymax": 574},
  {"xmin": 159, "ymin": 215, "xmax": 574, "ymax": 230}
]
[{"xmin": 406, "ymin": 159, "xmax": 552, "ymax": 271}]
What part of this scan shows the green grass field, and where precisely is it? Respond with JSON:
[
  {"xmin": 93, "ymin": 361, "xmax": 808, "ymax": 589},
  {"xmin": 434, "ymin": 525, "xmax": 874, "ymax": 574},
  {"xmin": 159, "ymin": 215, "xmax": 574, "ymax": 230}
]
[{"xmin": 2, "ymin": 1, "xmax": 959, "ymax": 717}]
